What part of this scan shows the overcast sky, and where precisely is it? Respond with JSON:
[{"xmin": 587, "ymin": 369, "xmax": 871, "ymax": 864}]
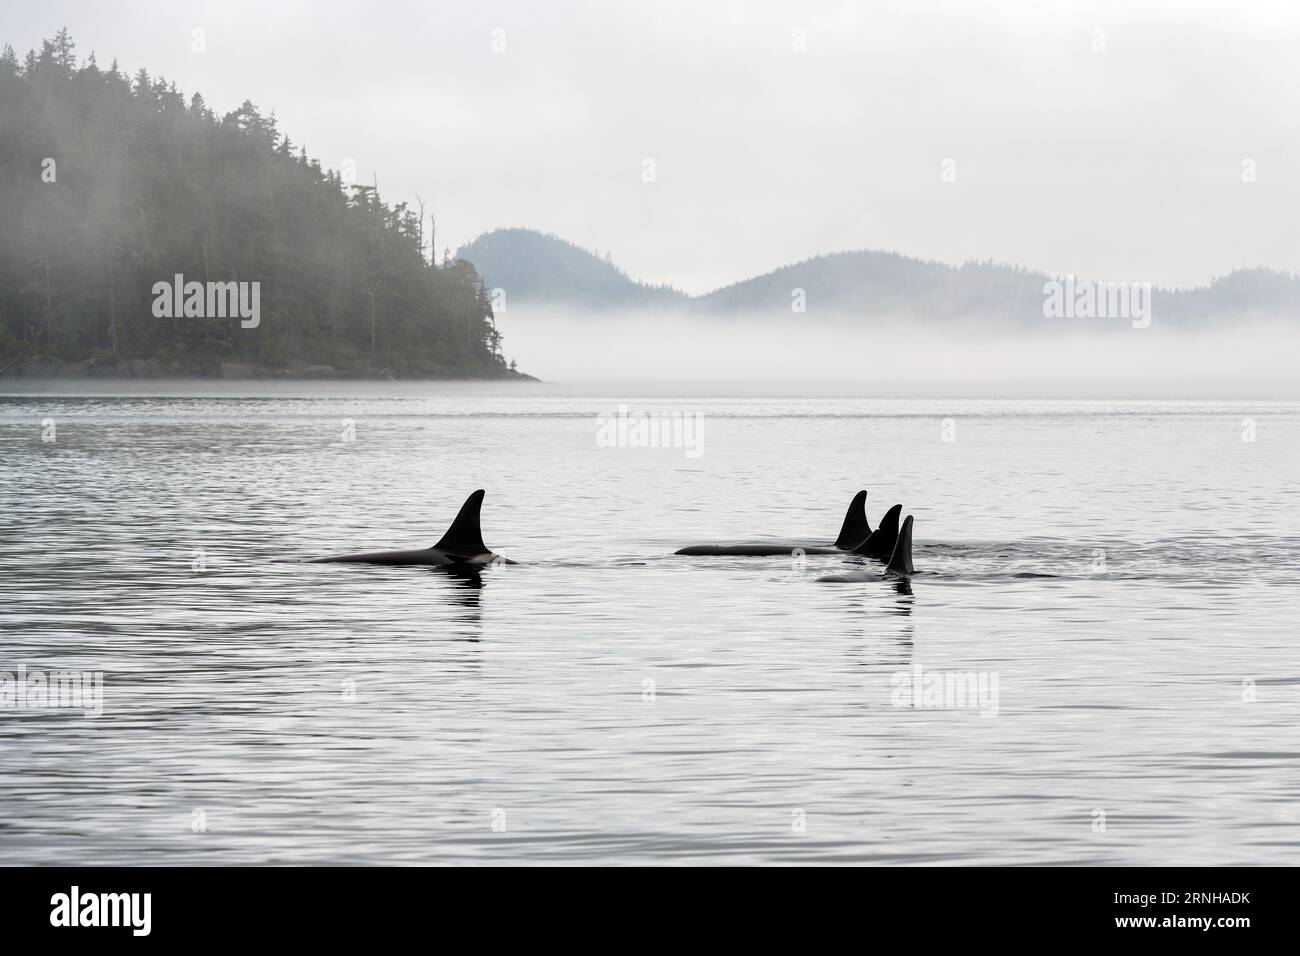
[{"xmin": 10, "ymin": 1, "xmax": 1300, "ymax": 293}]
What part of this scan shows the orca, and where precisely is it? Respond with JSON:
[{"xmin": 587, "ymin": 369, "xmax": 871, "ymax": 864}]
[
  {"xmin": 312, "ymin": 490, "xmax": 515, "ymax": 566},
  {"xmin": 884, "ymin": 514, "xmax": 915, "ymax": 577},
  {"xmin": 818, "ymin": 514, "xmax": 915, "ymax": 583},
  {"xmin": 851, "ymin": 503, "xmax": 901, "ymax": 559},
  {"xmin": 674, "ymin": 491, "xmax": 871, "ymax": 556}
]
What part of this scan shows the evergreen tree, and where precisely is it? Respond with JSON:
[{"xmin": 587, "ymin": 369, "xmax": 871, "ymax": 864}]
[{"xmin": 0, "ymin": 30, "xmax": 515, "ymax": 378}]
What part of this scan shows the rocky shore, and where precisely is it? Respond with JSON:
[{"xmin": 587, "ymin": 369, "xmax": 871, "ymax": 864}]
[{"xmin": 0, "ymin": 356, "xmax": 536, "ymax": 381}]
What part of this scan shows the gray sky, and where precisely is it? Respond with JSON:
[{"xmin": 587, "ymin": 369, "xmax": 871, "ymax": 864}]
[{"xmin": 11, "ymin": 0, "xmax": 1300, "ymax": 293}]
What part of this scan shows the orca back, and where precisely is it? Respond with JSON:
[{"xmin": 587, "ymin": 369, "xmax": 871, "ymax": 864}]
[
  {"xmin": 833, "ymin": 490, "xmax": 871, "ymax": 549},
  {"xmin": 885, "ymin": 514, "xmax": 915, "ymax": 577},
  {"xmin": 433, "ymin": 489, "xmax": 490, "ymax": 557},
  {"xmin": 854, "ymin": 504, "xmax": 902, "ymax": 559}
]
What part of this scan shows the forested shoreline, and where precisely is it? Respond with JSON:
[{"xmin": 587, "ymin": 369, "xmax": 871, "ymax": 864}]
[{"xmin": 0, "ymin": 30, "xmax": 525, "ymax": 380}]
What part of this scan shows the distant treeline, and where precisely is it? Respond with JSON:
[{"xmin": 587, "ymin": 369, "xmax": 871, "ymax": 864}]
[
  {"xmin": 0, "ymin": 30, "xmax": 520, "ymax": 378},
  {"xmin": 461, "ymin": 228, "xmax": 1300, "ymax": 325}
]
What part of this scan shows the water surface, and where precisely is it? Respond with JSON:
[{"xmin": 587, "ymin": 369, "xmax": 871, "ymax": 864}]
[{"xmin": 1, "ymin": 382, "xmax": 1298, "ymax": 864}]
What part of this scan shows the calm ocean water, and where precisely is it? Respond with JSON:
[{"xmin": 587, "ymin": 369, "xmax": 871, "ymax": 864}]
[{"xmin": 1, "ymin": 381, "xmax": 1298, "ymax": 864}]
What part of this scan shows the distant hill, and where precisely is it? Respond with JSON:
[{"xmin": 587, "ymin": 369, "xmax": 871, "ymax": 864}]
[
  {"xmin": 1165, "ymin": 268, "xmax": 1300, "ymax": 323},
  {"xmin": 696, "ymin": 251, "xmax": 1049, "ymax": 320},
  {"xmin": 457, "ymin": 229, "xmax": 687, "ymax": 310},
  {"xmin": 460, "ymin": 228, "xmax": 1300, "ymax": 326}
]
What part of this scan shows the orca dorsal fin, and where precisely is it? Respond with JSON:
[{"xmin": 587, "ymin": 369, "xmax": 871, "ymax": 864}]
[
  {"xmin": 433, "ymin": 490, "xmax": 489, "ymax": 557},
  {"xmin": 834, "ymin": 490, "xmax": 871, "ymax": 549},
  {"xmin": 853, "ymin": 504, "xmax": 902, "ymax": 558},
  {"xmin": 885, "ymin": 514, "xmax": 915, "ymax": 576}
]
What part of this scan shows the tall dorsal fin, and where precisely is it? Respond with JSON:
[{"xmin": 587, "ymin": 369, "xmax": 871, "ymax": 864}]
[
  {"xmin": 433, "ymin": 490, "xmax": 489, "ymax": 557},
  {"xmin": 885, "ymin": 514, "xmax": 915, "ymax": 577},
  {"xmin": 853, "ymin": 504, "xmax": 901, "ymax": 558},
  {"xmin": 833, "ymin": 490, "xmax": 871, "ymax": 549}
]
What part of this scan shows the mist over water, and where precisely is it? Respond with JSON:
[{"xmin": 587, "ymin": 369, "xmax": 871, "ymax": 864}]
[{"xmin": 499, "ymin": 309, "xmax": 1300, "ymax": 397}]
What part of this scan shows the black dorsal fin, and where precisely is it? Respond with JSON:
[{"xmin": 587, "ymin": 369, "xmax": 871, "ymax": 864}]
[
  {"xmin": 433, "ymin": 490, "xmax": 489, "ymax": 557},
  {"xmin": 833, "ymin": 490, "xmax": 870, "ymax": 549},
  {"xmin": 853, "ymin": 504, "xmax": 902, "ymax": 558},
  {"xmin": 885, "ymin": 514, "xmax": 915, "ymax": 577}
]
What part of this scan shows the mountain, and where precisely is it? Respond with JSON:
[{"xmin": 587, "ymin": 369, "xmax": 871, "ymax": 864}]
[
  {"xmin": 1164, "ymin": 267, "xmax": 1300, "ymax": 322},
  {"xmin": 0, "ymin": 31, "xmax": 521, "ymax": 379},
  {"xmin": 457, "ymin": 229, "xmax": 687, "ymax": 310},
  {"xmin": 696, "ymin": 251, "xmax": 1049, "ymax": 320},
  {"xmin": 460, "ymin": 228, "xmax": 1300, "ymax": 326}
]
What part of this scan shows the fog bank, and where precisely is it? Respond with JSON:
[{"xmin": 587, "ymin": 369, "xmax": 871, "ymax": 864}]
[{"xmin": 497, "ymin": 309, "xmax": 1300, "ymax": 398}]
